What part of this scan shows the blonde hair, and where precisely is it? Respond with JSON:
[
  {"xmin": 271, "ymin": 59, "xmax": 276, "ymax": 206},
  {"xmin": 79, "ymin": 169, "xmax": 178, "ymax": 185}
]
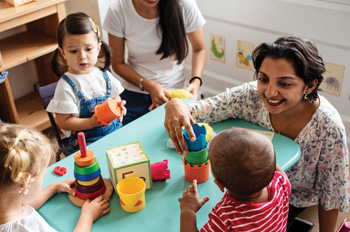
[{"xmin": 0, "ymin": 123, "xmax": 54, "ymax": 192}]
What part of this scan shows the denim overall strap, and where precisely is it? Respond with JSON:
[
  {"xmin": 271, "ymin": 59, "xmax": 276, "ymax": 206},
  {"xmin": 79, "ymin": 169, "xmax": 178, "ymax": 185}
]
[
  {"xmin": 61, "ymin": 75, "xmax": 84, "ymax": 100},
  {"xmin": 62, "ymin": 72, "xmax": 122, "ymax": 151}
]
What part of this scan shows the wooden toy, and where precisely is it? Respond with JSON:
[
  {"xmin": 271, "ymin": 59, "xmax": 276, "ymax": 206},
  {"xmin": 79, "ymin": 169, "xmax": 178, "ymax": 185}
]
[
  {"xmin": 106, "ymin": 141, "xmax": 152, "ymax": 194},
  {"xmin": 69, "ymin": 132, "xmax": 113, "ymax": 207}
]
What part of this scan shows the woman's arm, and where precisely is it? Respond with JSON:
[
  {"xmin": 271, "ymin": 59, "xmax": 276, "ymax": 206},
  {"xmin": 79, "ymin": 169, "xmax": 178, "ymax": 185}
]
[
  {"xmin": 186, "ymin": 28, "xmax": 206, "ymax": 100},
  {"xmin": 108, "ymin": 33, "xmax": 170, "ymax": 110}
]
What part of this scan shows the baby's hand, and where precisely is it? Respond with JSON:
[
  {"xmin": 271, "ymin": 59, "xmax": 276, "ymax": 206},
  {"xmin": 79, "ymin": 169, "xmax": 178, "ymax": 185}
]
[
  {"xmin": 55, "ymin": 178, "xmax": 75, "ymax": 196},
  {"xmin": 178, "ymin": 180, "xmax": 209, "ymax": 213},
  {"xmin": 81, "ymin": 195, "xmax": 110, "ymax": 223}
]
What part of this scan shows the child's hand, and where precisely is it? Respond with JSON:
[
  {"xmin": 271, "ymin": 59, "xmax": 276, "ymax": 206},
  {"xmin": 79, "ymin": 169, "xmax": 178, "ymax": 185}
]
[
  {"xmin": 81, "ymin": 195, "xmax": 110, "ymax": 223},
  {"xmin": 116, "ymin": 100, "xmax": 127, "ymax": 123},
  {"xmin": 179, "ymin": 180, "xmax": 209, "ymax": 213},
  {"xmin": 55, "ymin": 178, "xmax": 75, "ymax": 196},
  {"xmin": 74, "ymin": 196, "xmax": 110, "ymax": 232}
]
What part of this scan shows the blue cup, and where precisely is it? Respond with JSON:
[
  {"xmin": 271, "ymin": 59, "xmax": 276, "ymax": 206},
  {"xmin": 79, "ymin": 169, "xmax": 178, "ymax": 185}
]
[{"xmin": 182, "ymin": 123, "xmax": 207, "ymax": 151}]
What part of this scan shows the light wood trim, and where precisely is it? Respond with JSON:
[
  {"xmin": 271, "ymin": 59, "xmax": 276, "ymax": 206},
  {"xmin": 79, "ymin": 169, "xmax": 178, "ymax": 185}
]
[
  {"xmin": 0, "ymin": 31, "xmax": 57, "ymax": 72},
  {"xmin": 0, "ymin": 0, "xmax": 67, "ymax": 25},
  {"xmin": 16, "ymin": 91, "xmax": 51, "ymax": 131},
  {"xmin": 0, "ymin": 5, "xmax": 57, "ymax": 32},
  {"xmin": 0, "ymin": 77, "xmax": 19, "ymax": 123}
]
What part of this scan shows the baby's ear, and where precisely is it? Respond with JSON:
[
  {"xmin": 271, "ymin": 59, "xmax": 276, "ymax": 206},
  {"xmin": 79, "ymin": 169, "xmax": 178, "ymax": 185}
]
[{"xmin": 214, "ymin": 178, "xmax": 225, "ymax": 192}]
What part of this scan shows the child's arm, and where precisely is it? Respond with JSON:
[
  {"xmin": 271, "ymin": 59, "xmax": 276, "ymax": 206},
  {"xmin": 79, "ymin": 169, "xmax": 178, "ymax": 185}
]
[
  {"xmin": 73, "ymin": 195, "xmax": 110, "ymax": 232},
  {"xmin": 55, "ymin": 113, "xmax": 101, "ymax": 131},
  {"xmin": 29, "ymin": 178, "xmax": 75, "ymax": 210},
  {"xmin": 178, "ymin": 180, "xmax": 209, "ymax": 232},
  {"xmin": 276, "ymin": 164, "xmax": 289, "ymax": 181}
]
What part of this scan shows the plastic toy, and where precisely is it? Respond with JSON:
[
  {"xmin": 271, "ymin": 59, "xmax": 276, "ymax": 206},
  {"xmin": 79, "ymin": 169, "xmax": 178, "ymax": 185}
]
[
  {"xmin": 117, "ymin": 177, "xmax": 146, "ymax": 213},
  {"xmin": 167, "ymin": 89, "xmax": 193, "ymax": 99},
  {"xmin": 150, "ymin": 160, "xmax": 170, "ymax": 180},
  {"xmin": 337, "ymin": 219, "xmax": 350, "ymax": 232},
  {"xmin": 53, "ymin": 166, "xmax": 67, "ymax": 176},
  {"xmin": 197, "ymin": 123, "xmax": 214, "ymax": 142},
  {"xmin": 69, "ymin": 132, "xmax": 113, "ymax": 207},
  {"xmin": 182, "ymin": 123, "xmax": 210, "ymax": 184},
  {"xmin": 182, "ymin": 123, "xmax": 207, "ymax": 151},
  {"xmin": 93, "ymin": 98, "xmax": 122, "ymax": 126}
]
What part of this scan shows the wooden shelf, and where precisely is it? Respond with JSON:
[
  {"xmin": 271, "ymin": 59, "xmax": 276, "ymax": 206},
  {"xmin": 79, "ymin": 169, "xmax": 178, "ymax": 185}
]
[
  {"xmin": 0, "ymin": 0, "xmax": 66, "ymax": 130},
  {"xmin": 16, "ymin": 91, "xmax": 51, "ymax": 131},
  {"xmin": 0, "ymin": 31, "xmax": 57, "ymax": 72}
]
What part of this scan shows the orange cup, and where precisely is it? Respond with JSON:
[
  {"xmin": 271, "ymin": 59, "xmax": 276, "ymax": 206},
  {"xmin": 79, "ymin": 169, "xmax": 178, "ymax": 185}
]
[
  {"xmin": 182, "ymin": 156, "xmax": 210, "ymax": 184},
  {"xmin": 93, "ymin": 98, "xmax": 122, "ymax": 126}
]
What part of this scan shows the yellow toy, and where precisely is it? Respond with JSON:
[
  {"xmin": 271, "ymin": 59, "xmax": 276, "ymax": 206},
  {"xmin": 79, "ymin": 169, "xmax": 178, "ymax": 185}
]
[
  {"xmin": 167, "ymin": 89, "xmax": 193, "ymax": 99},
  {"xmin": 197, "ymin": 123, "xmax": 213, "ymax": 142}
]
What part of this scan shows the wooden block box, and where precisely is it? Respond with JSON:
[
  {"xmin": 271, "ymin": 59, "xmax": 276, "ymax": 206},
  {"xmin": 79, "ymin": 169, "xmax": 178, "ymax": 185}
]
[{"xmin": 106, "ymin": 141, "xmax": 152, "ymax": 194}]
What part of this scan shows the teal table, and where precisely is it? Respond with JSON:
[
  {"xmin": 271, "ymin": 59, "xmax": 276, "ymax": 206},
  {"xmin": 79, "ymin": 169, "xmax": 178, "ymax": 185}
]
[{"xmin": 40, "ymin": 102, "xmax": 300, "ymax": 231}]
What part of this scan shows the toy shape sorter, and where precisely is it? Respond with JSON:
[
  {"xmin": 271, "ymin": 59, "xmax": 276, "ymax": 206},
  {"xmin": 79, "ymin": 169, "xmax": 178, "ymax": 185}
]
[
  {"xmin": 182, "ymin": 123, "xmax": 210, "ymax": 184},
  {"xmin": 106, "ymin": 141, "xmax": 152, "ymax": 194},
  {"xmin": 69, "ymin": 132, "xmax": 113, "ymax": 207}
]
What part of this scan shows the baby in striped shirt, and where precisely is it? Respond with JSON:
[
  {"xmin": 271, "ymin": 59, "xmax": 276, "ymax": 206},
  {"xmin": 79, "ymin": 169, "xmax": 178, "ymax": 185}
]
[{"xmin": 179, "ymin": 127, "xmax": 291, "ymax": 232}]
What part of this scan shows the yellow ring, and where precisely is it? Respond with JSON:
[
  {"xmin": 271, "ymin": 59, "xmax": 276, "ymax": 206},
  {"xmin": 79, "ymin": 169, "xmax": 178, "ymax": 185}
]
[
  {"xmin": 77, "ymin": 176, "xmax": 99, "ymax": 186},
  {"xmin": 170, "ymin": 131, "xmax": 175, "ymax": 134},
  {"xmin": 174, "ymin": 126, "xmax": 181, "ymax": 132}
]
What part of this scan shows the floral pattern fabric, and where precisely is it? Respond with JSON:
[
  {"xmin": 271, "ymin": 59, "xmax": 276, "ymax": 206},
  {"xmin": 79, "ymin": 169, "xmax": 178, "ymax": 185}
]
[{"xmin": 189, "ymin": 81, "xmax": 349, "ymax": 211}]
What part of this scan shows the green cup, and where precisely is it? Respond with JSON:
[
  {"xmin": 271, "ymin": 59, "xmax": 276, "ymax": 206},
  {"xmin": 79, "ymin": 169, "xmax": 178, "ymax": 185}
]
[{"xmin": 184, "ymin": 145, "xmax": 208, "ymax": 165}]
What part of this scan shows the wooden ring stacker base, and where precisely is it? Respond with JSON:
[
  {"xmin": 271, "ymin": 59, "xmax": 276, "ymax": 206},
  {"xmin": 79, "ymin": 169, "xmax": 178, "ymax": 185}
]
[
  {"xmin": 69, "ymin": 178, "xmax": 113, "ymax": 207},
  {"xmin": 74, "ymin": 150, "xmax": 95, "ymax": 166}
]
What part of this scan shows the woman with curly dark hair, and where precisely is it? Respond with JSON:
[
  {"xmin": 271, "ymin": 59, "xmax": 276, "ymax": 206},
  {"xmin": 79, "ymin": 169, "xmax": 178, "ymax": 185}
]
[{"xmin": 164, "ymin": 36, "xmax": 349, "ymax": 232}]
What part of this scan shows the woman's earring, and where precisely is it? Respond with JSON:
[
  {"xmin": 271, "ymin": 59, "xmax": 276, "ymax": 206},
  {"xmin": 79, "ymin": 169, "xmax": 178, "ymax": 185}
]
[{"xmin": 304, "ymin": 94, "xmax": 308, "ymax": 100}]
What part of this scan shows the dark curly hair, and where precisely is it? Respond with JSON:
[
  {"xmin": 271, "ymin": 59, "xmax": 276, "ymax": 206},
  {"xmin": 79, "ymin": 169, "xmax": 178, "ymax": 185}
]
[{"xmin": 252, "ymin": 36, "xmax": 325, "ymax": 102}]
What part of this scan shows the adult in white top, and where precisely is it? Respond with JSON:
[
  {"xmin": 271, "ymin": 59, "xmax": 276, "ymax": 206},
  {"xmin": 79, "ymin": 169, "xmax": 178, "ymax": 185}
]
[{"xmin": 104, "ymin": 0, "xmax": 206, "ymax": 125}]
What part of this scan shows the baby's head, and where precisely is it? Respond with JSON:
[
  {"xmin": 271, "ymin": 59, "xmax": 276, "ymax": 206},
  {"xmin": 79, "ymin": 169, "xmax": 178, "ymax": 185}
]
[
  {"xmin": 0, "ymin": 123, "xmax": 53, "ymax": 193},
  {"xmin": 209, "ymin": 127, "xmax": 276, "ymax": 197}
]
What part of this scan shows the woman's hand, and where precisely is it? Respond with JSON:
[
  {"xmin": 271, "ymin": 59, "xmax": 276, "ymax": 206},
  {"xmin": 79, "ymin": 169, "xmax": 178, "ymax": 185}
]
[
  {"xmin": 186, "ymin": 81, "xmax": 200, "ymax": 101},
  {"xmin": 144, "ymin": 79, "xmax": 171, "ymax": 111},
  {"xmin": 164, "ymin": 98, "xmax": 196, "ymax": 155}
]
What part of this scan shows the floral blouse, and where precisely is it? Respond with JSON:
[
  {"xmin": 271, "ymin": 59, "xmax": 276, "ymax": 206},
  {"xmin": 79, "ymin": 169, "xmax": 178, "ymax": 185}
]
[{"xmin": 189, "ymin": 81, "xmax": 349, "ymax": 211}]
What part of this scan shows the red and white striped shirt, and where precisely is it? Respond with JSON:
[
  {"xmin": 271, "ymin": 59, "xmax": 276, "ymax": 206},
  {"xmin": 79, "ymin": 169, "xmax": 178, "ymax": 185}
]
[{"xmin": 201, "ymin": 171, "xmax": 291, "ymax": 232}]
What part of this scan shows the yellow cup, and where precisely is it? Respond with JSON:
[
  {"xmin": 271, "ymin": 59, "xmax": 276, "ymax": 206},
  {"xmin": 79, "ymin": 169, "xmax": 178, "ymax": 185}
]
[{"xmin": 117, "ymin": 177, "xmax": 146, "ymax": 213}]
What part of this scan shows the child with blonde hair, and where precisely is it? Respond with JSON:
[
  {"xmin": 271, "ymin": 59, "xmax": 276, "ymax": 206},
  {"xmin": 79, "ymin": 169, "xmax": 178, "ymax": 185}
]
[
  {"xmin": 0, "ymin": 123, "xmax": 109, "ymax": 232},
  {"xmin": 48, "ymin": 12, "xmax": 126, "ymax": 151},
  {"xmin": 179, "ymin": 127, "xmax": 291, "ymax": 232}
]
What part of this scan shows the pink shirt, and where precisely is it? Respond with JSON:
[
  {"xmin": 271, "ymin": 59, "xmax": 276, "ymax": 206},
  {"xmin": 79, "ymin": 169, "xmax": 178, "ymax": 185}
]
[{"xmin": 201, "ymin": 171, "xmax": 291, "ymax": 232}]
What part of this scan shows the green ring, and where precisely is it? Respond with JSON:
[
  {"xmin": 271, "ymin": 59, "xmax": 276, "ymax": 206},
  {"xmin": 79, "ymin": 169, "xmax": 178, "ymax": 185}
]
[
  {"xmin": 74, "ymin": 158, "xmax": 99, "ymax": 175},
  {"xmin": 185, "ymin": 145, "xmax": 208, "ymax": 165}
]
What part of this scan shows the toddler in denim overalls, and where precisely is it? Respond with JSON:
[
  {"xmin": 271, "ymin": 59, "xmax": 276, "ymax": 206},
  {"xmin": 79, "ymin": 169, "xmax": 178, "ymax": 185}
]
[{"xmin": 47, "ymin": 13, "xmax": 126, "ymax": 152}]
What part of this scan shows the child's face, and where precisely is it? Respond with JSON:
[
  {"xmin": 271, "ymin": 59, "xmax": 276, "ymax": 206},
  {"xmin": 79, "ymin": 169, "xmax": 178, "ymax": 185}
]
[{"xmin": 60, "ymin": 31, "xmax": 101, "ymax": 75}]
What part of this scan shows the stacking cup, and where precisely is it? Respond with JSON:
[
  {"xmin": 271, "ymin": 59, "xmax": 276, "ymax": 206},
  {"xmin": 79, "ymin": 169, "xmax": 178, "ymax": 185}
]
[
  {"xmin": 93, "ymin": 98, "xmax": 121, "ymax": 126},
  {"xmin": 117, "ymin": 177, "xmax": 146, "ymax": 213},
  {"xmin": 183, "ymin": 123, "xmax": 207, "ymax": 151}
]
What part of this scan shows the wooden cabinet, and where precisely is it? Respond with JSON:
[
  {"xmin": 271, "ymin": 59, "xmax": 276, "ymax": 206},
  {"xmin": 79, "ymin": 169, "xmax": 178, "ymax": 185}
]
[{"xmin": 0, "ymin": 0, "xmax": 66, "ymax": 130}]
